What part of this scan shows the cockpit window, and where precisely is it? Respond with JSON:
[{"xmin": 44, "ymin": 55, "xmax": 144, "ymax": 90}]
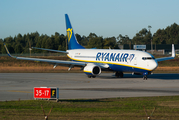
[{"xmin": 142, "ymin": 57, "xmax": 155, "ymax": 60}]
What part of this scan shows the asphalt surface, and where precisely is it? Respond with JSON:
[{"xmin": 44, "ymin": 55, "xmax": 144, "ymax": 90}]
[{"xmin": 0, "ymin": 73, "xmax": 179, "ymax": 101}]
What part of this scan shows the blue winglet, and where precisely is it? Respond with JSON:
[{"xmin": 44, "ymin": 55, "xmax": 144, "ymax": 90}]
[
  {"xmin": 65, "ymin": 14, "xmax": 85, "ymax": 50},
  {"xmin": 3, "ymin": 43, "xmax": 16, "ymax": 58}
]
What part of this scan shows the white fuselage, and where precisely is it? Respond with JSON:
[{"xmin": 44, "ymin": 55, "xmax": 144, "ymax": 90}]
[{"xmin": 67, "ymin": 49, "xmax": 158, "ymax": 73}]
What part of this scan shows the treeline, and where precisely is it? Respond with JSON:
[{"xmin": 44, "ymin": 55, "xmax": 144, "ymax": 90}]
[{"xmin": 0, "ymin": 23, "xmax": 179, "ymax": 54}]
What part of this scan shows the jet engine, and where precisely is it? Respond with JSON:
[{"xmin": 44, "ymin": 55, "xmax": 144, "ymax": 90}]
[{"xmin": 83, "ymin": 63, "xmax": 101, "ymax": 77}]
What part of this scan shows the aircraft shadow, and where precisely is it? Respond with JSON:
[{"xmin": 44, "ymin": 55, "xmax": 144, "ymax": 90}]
[{"xmin": 147, "ymin": 73, "xmax": 179, "ymax": 80}]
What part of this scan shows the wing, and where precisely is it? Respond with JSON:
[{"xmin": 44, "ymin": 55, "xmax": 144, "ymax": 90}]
[
  {"xmin": 155, "ymin": 44, "xmax": 175, "ymax": 62},
  {"xmin": 4, "ymin": 44, "xmax": 86, "ymax": 69},
  {"xmin": 155, "ymin": 56, "xmax": 174, "ymax": 62}
]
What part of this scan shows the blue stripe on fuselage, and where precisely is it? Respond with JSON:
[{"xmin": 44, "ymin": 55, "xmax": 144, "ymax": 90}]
[
  {"xmin": 69, "ymin": 58, "xmax": 150, "ymax": 73},
  {"xmin": 108, "ymin": 64, "xmax": 148, "ymax": 73}
]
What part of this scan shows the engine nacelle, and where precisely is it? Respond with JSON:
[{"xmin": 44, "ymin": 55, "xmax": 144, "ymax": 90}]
[
  {"xmin": 83, "ymin": 63, "xmax": 101, "ymax": 76},
  {"xmin": 133, "ymin": 72, "xmax": 152, "ymax": 76},
  {"xmin": 133, "ymin": 72, "xmax": 142, "ymax": 75}
]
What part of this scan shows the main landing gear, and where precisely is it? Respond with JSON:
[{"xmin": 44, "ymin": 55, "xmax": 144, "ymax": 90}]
[
  {"xmin": 115, "ymin": 72, "xmax": 123, "ymax": 78},
  {"xmin": 88, "ymin": 75, "xmax": 96, "ymax": 78}
]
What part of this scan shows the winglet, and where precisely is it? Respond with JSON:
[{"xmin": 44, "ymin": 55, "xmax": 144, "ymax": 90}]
[
  {"xmin": 172, "ymin": 44, "xmax": 175, "ymax": 57},
  {"xmin": 3, "ymin": 43, "xmax": 16, "ymax": 58}
]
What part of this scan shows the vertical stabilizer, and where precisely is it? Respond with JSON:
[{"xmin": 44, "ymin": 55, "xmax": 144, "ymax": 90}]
[{"xmin": 65, "ymin": 14, "xmax": 85, "ymax": 50}]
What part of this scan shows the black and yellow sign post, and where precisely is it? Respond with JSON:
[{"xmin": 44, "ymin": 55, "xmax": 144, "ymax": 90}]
[
  {"xmin": 51, "ymin": 88, "xmax": 57, "ymax": 98},
  {"xmin": 50, "ymin": 87, "xmax": 59, "ymax": 102}
]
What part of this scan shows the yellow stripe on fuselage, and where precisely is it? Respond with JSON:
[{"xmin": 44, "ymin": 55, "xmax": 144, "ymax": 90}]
[{"xmin": 67, "ymin": 55, "xmax": 152, "ymax": 71}]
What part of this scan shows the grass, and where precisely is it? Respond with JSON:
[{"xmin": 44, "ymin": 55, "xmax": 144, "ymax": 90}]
[
  {"xmin": 1, "ymin": 96, "xmax": 179, "ymax": 119},
  {"xmin": 1, "ymin": 56, "xmax": 179, "ymax": 73}
]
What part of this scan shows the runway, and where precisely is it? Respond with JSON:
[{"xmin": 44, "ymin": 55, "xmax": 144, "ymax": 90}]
[{"xmin": 0, "ymin": 73, "xmax": 179, "ymax": 101}]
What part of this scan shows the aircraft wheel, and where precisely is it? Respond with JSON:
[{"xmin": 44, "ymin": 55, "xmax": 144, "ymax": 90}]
[
  {"xmin": 119, "ymin": 72, "xmax": 123, "ymax": 78},
  {"xmin": 92, "ymin": 76, "xmax": 96, "ymax": 78},
  {"xmin": 115, "ymin": 72, "xmax": 120, "ymax": 78},
  {"xmin": 115, "ymin": 72, "xmax": 123, "ymax": 78},
  {"xmin": 88, "ymin": 75, "xmax": 92, "ymax": 78}
]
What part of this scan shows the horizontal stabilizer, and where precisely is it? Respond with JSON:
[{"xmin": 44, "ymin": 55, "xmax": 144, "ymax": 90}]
[
  {"xmin": 156, "ymin": 44, "xmax": 175, "ymax": 62},
  {"xmin": 32, "ymin": 47, "xmax": 68, "ymax": 54}
]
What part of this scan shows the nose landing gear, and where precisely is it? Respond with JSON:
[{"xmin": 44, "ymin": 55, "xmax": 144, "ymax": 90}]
[
  {"xmin": 143, "ymin": 72, "xmax": 150, "ymax": 80},
  {"xmin": 143, "ymin": 75, "xmax": 147, "ymax": 80}
]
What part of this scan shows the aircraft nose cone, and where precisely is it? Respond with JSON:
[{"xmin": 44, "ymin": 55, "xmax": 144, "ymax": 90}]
[{"xmin": 152, "ymin": 60, "xmax": 158, "ymax": 70}]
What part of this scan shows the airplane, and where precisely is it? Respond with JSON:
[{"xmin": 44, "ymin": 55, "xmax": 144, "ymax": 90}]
[{"xmin": 4, "ymin": 14, "xmax": 175, "ymax": 80}]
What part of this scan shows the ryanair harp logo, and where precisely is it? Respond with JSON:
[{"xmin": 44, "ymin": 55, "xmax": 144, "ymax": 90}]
[{"xmin": 67, "ymin": 28, "xmax": 72, "ymax": 43}]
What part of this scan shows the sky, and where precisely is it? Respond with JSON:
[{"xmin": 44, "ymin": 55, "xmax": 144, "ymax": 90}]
[{"xmin": 1, "ymin": 0, "xmax": 179, "ymax": 40}]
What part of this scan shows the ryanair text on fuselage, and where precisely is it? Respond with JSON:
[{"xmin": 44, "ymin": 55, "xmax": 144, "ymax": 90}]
[{"xmin": 96, "ymin": 52, "xmax": 135, "ymax": 62}]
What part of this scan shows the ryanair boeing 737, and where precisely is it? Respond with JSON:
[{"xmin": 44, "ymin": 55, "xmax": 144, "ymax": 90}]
[{"xmin": 4, "ymin": 14, "xmax": 175, "ymax": 80}]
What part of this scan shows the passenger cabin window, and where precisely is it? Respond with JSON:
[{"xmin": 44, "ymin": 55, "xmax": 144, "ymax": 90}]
[{"xmin": 142, "ymin": 57, "xmax": 155, "ymax": 60}]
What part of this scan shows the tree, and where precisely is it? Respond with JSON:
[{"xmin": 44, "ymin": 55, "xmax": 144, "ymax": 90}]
[
  {"xmin": 87, "ymin": 33, "xmax": 103, "ymax": 48},
  {"xmin": 75, "ymin": 34, "xmax": 88, "ymax": 47},
  {"xmin": 45, "ymin": 37, "xmax": 54, "ymax": 49},
  {"xmin": 103, "ymin": 37, "xmax": 118, "ymax": 49},
  {"xmin": 88, "ymin": 33, "xmax": 97, "ymax": 38},
  {"xmin": 0, "ymin": 39, "xmax": 3, "ymax": 43},
  {"xmin": 132, "ymin": 28, "xmax": 152, "ymax": 44},
  {"xmin": 14, "ymin": 44, "xmax": 23, "ymax": 53},
  {"xmin": 15, "ymin": 33, "xmax": 23, "ymax": 44},
  {"xmin": 153, "ymin": 23, "xmax": 179, "ymax": 44},
  {"xmin": 153, "ymin": 29, "xmax": 167, "ymax": 44},
  {"xmin": 0, "ymin": 39, "xmax": 3, "ymax": 54},
  {"xmin": 4, "ymin": 36, "xmax": 14, "ymax": 44},
  {"xmin": 117, "ymin": 34, "xmax": 131, "ymax": 45},
  {"xmin": 75, "ymin": 33, "xmax": 82, "ymax": 45},
  {"xmin": 58, "ymin": 34, "xmax": 66, "ymax": 51},
  {"xmin": 53, "ymin": 32, "xmax": 60, "ymax": 50}
]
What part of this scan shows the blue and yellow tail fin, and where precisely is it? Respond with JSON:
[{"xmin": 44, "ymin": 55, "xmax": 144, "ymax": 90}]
[{"xmin": 65, "ymin": 14, "xmax": 85, "ymax": 50}]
